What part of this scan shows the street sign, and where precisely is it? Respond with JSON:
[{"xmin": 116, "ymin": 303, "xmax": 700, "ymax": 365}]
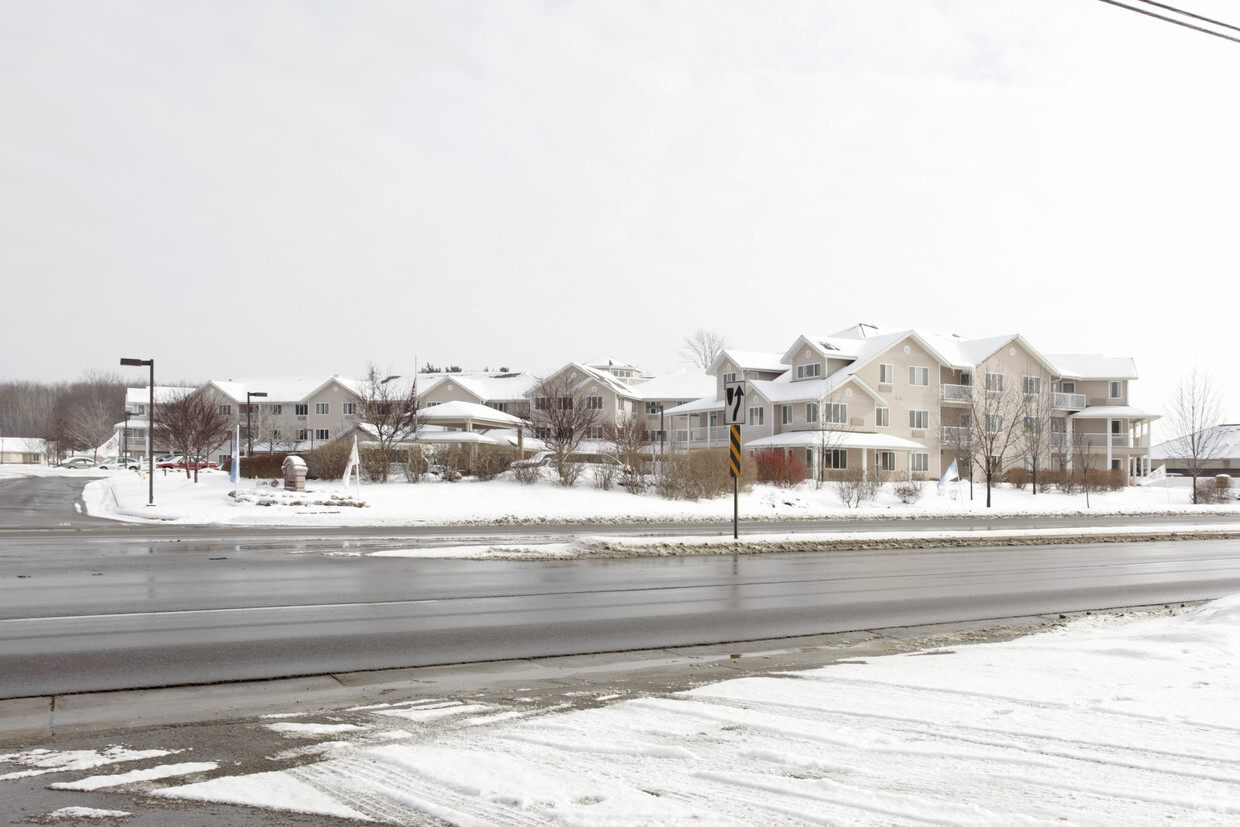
[
  {"xmin": 724, "ymin": 381, "xmax": 747, "ymax": 426},
  {"xmin": 729, "ymin": 425, "xmax": 741, "ymax": 478}
]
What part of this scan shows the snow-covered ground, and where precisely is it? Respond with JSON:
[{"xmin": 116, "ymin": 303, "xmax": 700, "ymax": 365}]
[
  {"xmin": 9, "ymin": 462, "xmax": 1229, "ymax": 533},
  {"xmin": 5, "ymin": 600, "xmax": 1240, "ymax": 824}
]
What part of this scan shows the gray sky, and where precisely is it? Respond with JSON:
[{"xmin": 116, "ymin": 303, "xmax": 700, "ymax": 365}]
[{"xmin": 3, "ymin": 1, "xmax": 1237, "ymax": 426}]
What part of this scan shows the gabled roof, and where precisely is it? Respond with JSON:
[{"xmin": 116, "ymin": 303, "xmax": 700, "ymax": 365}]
[
  {"xmin": 706, "ymin": 349, "xmax": 787, "ymax": 375},
  {"xmin": 534, "ymin": 362, "xmax": 637, "ymax": 399},
  {"xmin": 125, "ymin": 386, "xmax": 195, "ymax": 407},
  {"xmin": 749, "ymin": 372, "xmax": 886, "ymax": 407},
  {"xmin": 419, "ymin": 372, "xmax": 538, "ymax": 403},
  {"xmin": 1046, "ymin": 355, "xmax": 1139, "ymax": 381},
  {"xmin": 1152, "ymin": 424, "xmax": 1240, "ymax": 460},
  {"xmin": 206, "ymin": 376, "xmax": 363, "ymax": 404}
]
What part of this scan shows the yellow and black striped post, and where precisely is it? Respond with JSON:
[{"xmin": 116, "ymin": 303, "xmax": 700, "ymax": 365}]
[{"xmin": 730, "ymin": 424, "xmax": 740, "ymax": 539}]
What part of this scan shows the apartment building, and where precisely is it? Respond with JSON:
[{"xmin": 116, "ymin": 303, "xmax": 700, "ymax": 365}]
[{"xmin": 666, "ymin": 324, "xmax": 1157, "ymax": 481}]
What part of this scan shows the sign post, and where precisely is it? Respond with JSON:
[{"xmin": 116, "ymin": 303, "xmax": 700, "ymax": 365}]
[{"xmin": 724, "ymin": 381, "xmax": 747, "ymax": 540}]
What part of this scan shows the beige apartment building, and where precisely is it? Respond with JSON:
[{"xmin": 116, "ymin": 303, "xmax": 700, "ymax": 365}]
[{"xmin": 666, "ymin": 324, "xmax": 1157, "ymax": 482}]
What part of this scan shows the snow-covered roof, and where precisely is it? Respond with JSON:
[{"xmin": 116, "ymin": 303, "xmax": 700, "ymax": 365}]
[
  {"xmin": 420, "ymin": 372, "xmax": 538, "ymax": 403},
  {"xmin": 417, "ymin": 400, "xmax": 524, "ymax": 429},
  {"xmin": 1070, "ymin": 405, "xmax": 1159, "ymax": 421},
  {"xmin": 629, "ymin": 371, "xmax": 716, "ymax": 402},
  {"xmin": 663, "ymin": 396, "xmax": 725, "ymax": 416},
  {"xmin": 207, "ymin": 376, "xmax": 363, "ymax": 404},
  {"xmin": 1046, "ymin": 355, "xmax": 1139, "ymax": 381},
  {"xmin": 582, "ymin": 356, "xmax": 641, "ymax": 372},
  {"xmin": 707, "ymin": 350, "xmax": 788, "ymax": 374},
  {"xmin": 125, "ymin": 386, "xmax": 195, "ymax": 408},
  {"xmin": 1152, "ymin": 424, "xmax": 1240, "ymax": 460}
]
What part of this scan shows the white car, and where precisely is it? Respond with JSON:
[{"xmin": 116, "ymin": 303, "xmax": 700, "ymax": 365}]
[
  {"xmin": 97, "ymin": 456, "xmax": 141, "ymax": 471},
  {"xmin": 58, "ymin": 456, "xmax": 96, "ymax": 469}
]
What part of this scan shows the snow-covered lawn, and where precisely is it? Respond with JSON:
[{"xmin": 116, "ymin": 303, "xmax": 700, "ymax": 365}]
[
  {"xmin": 7, "ymin": 600, "xmax": 1239, "ymax": 824},
  {"xmin": 37, "ymin": 463, "xmax": 1237, "ymax": 531}
]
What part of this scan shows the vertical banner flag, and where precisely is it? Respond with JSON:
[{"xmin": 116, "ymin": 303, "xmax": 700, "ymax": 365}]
[
  {"xmin": 342, "ymin": 435, "xmax": 360, "ymax": 487},
  {"xmin": 230, "ymin": 424, "xmax": 240, "ymax": 485},
  {"xmin": 937, "ymin": 458, "xmax": 958, "ymax": 491}
]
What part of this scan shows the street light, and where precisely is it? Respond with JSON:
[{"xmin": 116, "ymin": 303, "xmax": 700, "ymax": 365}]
[
  {"xmin": 246, "ymin": 391, "xmax": 267, "ymax": 457},
  {"xmin": 120, "ymin": 357, "xmax": 155, "ymax": 506}
]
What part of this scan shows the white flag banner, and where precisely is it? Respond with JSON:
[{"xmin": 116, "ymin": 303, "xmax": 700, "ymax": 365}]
[
  {"xmin": 342, "ymin": 435, "xmax": 360, "ymax": 486},
  {"xmin": 229, "ymin": 424, "xmax": 240, "ymax": 485},
  {"xmin": 1144, "ymin": 464, "xmax": 1167, "ymax": 484},
  {"xmin": 938, "ymin": 458, "xmax": 959, "ymax": 491}
]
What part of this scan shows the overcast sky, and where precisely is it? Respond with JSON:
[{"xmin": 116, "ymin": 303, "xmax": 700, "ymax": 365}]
[{"xmin": 3, "ymin": 1, "xmax": 1237, "ymax": 427}]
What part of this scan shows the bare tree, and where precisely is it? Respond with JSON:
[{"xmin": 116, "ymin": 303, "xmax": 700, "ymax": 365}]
[
  {"xmin": 356, "ymin": 363, "xmax": 416, "ymax": 483},
  {"xmin": 526, "ymin": 371, "xmax": 601, "ymax": 486},
  {"xmin": 155, "ymin": 390, "xmax": 233, "ymax": 481},
  {"xmin": 965, "ymin": 368, "xmax": 1027, "ymax": 508},
  {"xmin": 1165, "ymin": 367, "xmax": 1225, "ymax": 504},
  {"xmin": 1071, "ymin": 430, "xmax": 1102, "ymax": 509},
  {"xmin": 811, "ymin": 391, "xmax": 850, "ymax": 489},
  {"xmin": 606, "ymin": 412, "xmax": 653, "ymax": 492},
  {"xmin": 679, "ymin": 328, "xmax": 730, "ymax": 370},
  {"xmin": 64, "ymin": 397, "xmax": 121, "ymax": 459},
  {"xmin": 1018, "ymin": 366, "xmax": 1055, "ymax": 495}
]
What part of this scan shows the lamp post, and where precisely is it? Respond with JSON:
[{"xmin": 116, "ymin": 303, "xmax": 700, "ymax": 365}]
[
  {"xmin": 120, "ymin": 357, "xmax": 155, "ymax": 506},
  {"xmin": 246, "ymin": 391, "xmax": 267, "ymax": 458}
]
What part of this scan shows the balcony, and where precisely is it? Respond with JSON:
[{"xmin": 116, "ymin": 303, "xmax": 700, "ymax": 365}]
[
  {"xmin": 940, "ymin": 384, "xmax": 975, "ymax": 404},
  {"xmin": 1053, "ymin": 392, "xmax": 1086, "ymax": 410},
  {"xmin": 940, "ymin": 425, "xmax": 973, "ymax": 444},
  {"xmin": 671, "ymin": 426, "xmax": 730, "ymax": 446}
]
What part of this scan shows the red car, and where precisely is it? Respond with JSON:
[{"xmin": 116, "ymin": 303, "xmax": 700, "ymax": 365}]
[{"xmin": 157, "ymin": 455, "xmax": 218, "ymax": 470}]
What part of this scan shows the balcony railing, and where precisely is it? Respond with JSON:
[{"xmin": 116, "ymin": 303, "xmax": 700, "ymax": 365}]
[
  {"xmin": 940, "ymin": 425, "xmax": 973, "ymax": 444},
  {"xmin": 940, "ymin": 384, "xmax": 975, "ymax": 403},
  {"xmin": 1053, "ymin": 392, "xmax": 1086, "ymax": 410},
  {"xmin": 671, "ymin": 426, "xmax": 730, "ymax": 445}
]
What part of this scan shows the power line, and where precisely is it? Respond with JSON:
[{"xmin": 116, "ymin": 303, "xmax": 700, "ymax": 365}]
[{"xmin": 1094, "ymin": 0, "xmax": 1240, "ymax": 45}]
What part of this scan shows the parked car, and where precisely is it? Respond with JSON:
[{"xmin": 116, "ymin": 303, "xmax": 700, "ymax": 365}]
[
  {"xmin": 58, "ymin": 456, "xmax": 96, "ymax": 469},
  {"xmin": 178, "ymin": 457, "xmax": 218, "ymax": 470},
  {"xmin": 96, "ymin": 456, "xmax": 141, "ymax": 471},
  {"xmin": 156, "ymin": 455, "xmax": 184, "ymax": 469}
]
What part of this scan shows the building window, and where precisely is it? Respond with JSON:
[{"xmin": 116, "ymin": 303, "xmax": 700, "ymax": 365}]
[
  {"xmin": 806, "ymin": 403, "xmax": 819, "ymax": 424},
  {"xmin": 749, "ymin": 406, "xmax": 765, "ymax": 426},
  {"xmin": 986, "ymin": 414, "xmax": 1003, "ymax": 433},
  {"xmin": 877, "ymin": 451, "xmax": 896, "ymax": 471},
  {"xmin": 823, "ymin": 449, "xmax": 847, "ymax": 469},
  {"xmin": 824, "ymin": 403, "xmax": 847, "ymax": 424},
  {"xmin": 782, "ymin": 405, "xmax": 793, "ymax": 425},
  {"xmin": 908, "ymin": 366, "xmax": 929, "ymax": 387},
  {"xmin": 315, "ymin": 403, "xmax": 329, "ymax": 415},
  {"xmin": 586, "ymin": 396, "xmax": 604, "ymax": 410},
  {"xmin": 270, "ymin": 404, "xmax": 282, "ymax": 415},
  {"xmin": 1023, "ymin": 416, "xmax": 1041, "ymax": 433},
  {"xmin": 908, "ymin": 409, "xmax": 929, "ymax": 429},
  {"xmin": 295, "ymin": 404, "xmax": 308, "ymax": 416},
  {"xmin": 645, "ymin": 401, "xmax": 662, "ymax": 415},
  {"xmin": 272, "ymin": 429, "xmax": 282, "ymax": 441},
  {"xmin": 796, "ymin": 362, "xmax": 822, "ymax": 379},
  {"xmin": 985, "ymin": 372, "xmax": 1004, "ymax": 392},
  {"xmin": 1109, "ymin": 381, "xmax": 1122, "ymax": 398},
  {"xmin": 296, "ymin": 429, "xmax": 308, "ymax": 440},
  {"xmin": 878, "ymin": 363, "xmax": 893, "ymax": 385},
  {"xmin": 1022, "ymin": 376, "xmax": 1041, "ymax": 395},
  {"xmin": 876, "ymin": 407, "xmax": 890, "ymax": 428},
  {"xmin": 218, "ymin": 404, "xmax": 232, "ymax": 415},
  {"xmin": 911, "ymin": 453, "xmax": 929, "ymax": 473},
  {"xmin": 586, "ymin": 426, "xmax": 602, "ymax": 439},
  {"xmin": 342, "ymin": 402, "xmax": 357, "ymax": 415},
  {"xmin": 136, "ymin": 404, "xmax": 146, "ymax": 415},
  {"xmin": 490, "ymin": 402, "xmax": 510, "ymax": 413},
  {"xmin": 723, "ymin": 372, "xmax": 737, "ymax": 384},
  {"xmin": 315, "ymin": 429, "xmax": 330, "ymax": 440}
]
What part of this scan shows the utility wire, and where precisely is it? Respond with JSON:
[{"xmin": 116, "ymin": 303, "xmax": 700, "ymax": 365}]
[{"xmin": 1093, "ymin": 0, "xmax": 1240, "ymax": 45}]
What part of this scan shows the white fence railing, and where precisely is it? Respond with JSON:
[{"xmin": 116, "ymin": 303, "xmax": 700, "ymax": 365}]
[
  {"xmin": 671, "ymin": 426, "xmax": 730, "ymax": 445},
  {"xmin": 940, "ymin": 384, "xmax": 975, "ymax": 403},
  {"xmin": 1053, "ymin": 392, "xmax": 1086, "ymax": 409}
]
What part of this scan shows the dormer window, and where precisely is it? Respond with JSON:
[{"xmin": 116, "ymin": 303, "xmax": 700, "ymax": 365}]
[
  {"xmin": 723, "ymin": 371, "xmax": 737, "ymax": 384},
  {"xmin": 796, "ymin": 363, "xmax": 822, "ymax": 379}
]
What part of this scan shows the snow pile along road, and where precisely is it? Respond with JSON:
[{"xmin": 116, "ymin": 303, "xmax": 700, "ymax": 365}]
[{"xmin": 130, "ymin": 599, "xmax": 1240, "ymax": 825}]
